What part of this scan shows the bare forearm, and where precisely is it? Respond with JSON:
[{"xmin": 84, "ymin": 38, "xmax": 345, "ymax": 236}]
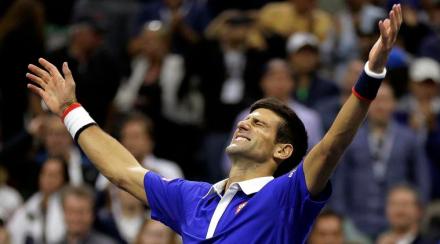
[
  {"xmin": 77, "ymin": 126, "xmax": 147, "ymax": 200},
  {"xmin": 304, "ymin": 95, "xmax": 369, "ymax": 194}
]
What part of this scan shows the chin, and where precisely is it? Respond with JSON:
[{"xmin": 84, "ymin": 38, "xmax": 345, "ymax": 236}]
[{"xmin": 225, "ymin": 143, "xmax": 245, "ymax": 155}]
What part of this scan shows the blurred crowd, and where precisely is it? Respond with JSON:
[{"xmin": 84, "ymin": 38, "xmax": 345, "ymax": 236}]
[{"xmin": 0, "ymin": 0, "xmax": 440, "ymax": 243}]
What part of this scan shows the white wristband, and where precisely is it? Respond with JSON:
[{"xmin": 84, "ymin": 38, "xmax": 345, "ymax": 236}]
[
  {"xmin": 63, "ymin": 106, "xmax": 96, "ymax": 141},
  {"xmin": 364, "ymin": 61, "xmax": 387, "ymax": 79}
]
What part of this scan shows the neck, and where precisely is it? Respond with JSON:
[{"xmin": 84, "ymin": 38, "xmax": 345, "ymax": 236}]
[
  {"xmin": 226, "ymin": 158, "xmax": 275, "ymax": 190},
  {"xmin": 67, "ymin": 231, "xmax": 88, "ymax": 244},
  {"xmin": 369, "ymin": 119, "xmax": 389, "ymax": 134},
  {"xmin": 391, "ymin": 224, "xmax": 418, "ymax": 239}
]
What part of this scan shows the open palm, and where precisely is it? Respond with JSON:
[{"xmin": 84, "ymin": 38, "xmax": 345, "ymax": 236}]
[
  {"xmin": 368, "ymin": 4, "xmax": 403, "ymax": 72},
  {"xmin": 27, "ymin": 58, "xmax": 77, "ymax": 117}
]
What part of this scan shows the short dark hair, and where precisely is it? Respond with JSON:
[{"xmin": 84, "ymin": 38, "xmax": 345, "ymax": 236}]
[
  {"xmin": 61, "ymin": 185, "xmax": 96, "ymax": 208},
  {"xmin": 42, "ymin": 156, "xmax": 70, "ymax": 184},
  {"xmin": 317, "ymin": 208, "xmax": 344, "ymax": 222},
  {"xmin": 387, "ymin": 183, "xmax": 422, "ymax": 207},
  {"xmin": 250, "ymin": 97, "xmax": 308, "ymax": 176},
  {"xmin": 120, "ymin": 112, "xmax": 154, "ymax": 139}
]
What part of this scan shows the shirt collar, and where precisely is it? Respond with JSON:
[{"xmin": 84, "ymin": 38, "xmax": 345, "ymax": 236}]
[{"xmin": 204, "ymin": 176, "xmax": 274, "ymax": 198}]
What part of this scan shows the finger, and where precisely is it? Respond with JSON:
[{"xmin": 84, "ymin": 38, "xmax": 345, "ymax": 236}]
[
  {"xmin": 27, "ymin": 83, "xmax": 46, "ymax": 98},
  {"xmin": 38, "ymin": 58, "xmax": 62, "ymax": 78},
  {"xmin": 26, "ymin": 73, "xmax": 47, "ymax": 88},
  {"xmin": 378, "ymin": 20, "xmax": 386, "ymax": 39},
  {"xmin": 390, "ymin": 5, "xmax": 400, "ymax": 30},
  {"xmin": 28, "ymin": 64, "xmax": 50, "ymax": 81},
  {"xmin": 389, "ymin": 10, "xmax": 398, "ymax": 37},
  {"xmin": 62, "ymin": 62, "xmax": 74, "ymax": 83},
  {"xmin": 396, "ymin": 4, "xmax": 403, "ymax": 25}
]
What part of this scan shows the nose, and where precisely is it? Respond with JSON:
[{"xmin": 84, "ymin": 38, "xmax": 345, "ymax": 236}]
[{"xmin": 237, "ymin": 119, "xmax": 250, "ymax": 131}]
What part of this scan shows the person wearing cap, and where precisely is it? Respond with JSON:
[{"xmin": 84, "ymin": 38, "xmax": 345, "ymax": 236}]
[
  {"xmin": 286, "ymin": 32, "xmax": 340, "ymax": 110},
  {"xmin": 396, "ymin": 57, "xmax": 440, "ymax": 199},
  {"xmin": 26, "ymin": 5, "xmax": 402, "ymax": 243}
]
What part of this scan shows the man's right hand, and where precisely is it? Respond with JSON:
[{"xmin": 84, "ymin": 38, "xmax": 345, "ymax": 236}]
[{"xmin": 27, "ymin": 58, "xmax": 77, "ymax": 117}]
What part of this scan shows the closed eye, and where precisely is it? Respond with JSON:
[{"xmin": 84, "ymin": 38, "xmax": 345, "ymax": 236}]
[{"xmin": 253, "ymin": 118, "xmax": 267, "ymax": 127}]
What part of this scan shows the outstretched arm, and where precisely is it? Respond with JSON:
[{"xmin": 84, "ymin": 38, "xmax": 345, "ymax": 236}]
[
  {"xmin": 303, "ymin": 4, "xmax": 402, "ymax": 196},
  {"xmin": 26, "ymin": 59, "xmax": 148, "ymax": 203}
]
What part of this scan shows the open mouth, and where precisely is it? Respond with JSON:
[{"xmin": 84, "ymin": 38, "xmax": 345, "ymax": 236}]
[{"xmin": 234, "ymin": 135, "xmax": 250, "ymax": 141}]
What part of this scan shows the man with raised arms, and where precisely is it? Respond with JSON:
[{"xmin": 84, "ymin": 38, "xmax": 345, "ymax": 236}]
[{"xmin": 26, "ymin": 5, "xmax": 402, "ymax": 243}]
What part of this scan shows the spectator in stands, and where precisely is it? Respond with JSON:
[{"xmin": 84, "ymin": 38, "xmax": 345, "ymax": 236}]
[
  {"xmin": 258, "ymin": 0, "xmax": 333, "ymax": 42},
  {"xmin": 308, "ymin": 209, "xmax": 344, "ymax": 244},
  {"xmin": 36, "ymin": 114, "xmax": 98, "ymax": 185},
  {"xmin": 377, "ymin": 184, "xmax": 424, "ymax": 244},
  {"xmin": 115, "ymin": 21, "xmax": 203, "ymax": 127},
  {"xmin": 330, "ymin": 83, "xmax": 431, "ymax": 238},
  {"xmin": 222, "ymin": 59, "xmax": 323, "ymax": 176},
  {"xmin": 286, "ymin": 32, "xmax": 339, "ymax": 109},
  {"xmin": 117, "ymin": 19, "xmax": 202, "ymax": 178},
  {"xmin": 96, "ymin": 187, "xmax": 147, "ymax": 243},
  {"xmin": 397, "ymin": 2, "xmax": 433, "ymax": 55},
  {"xmin": 96, "ymin": 112, "xmax": 183, "ymax": 191},
  {"xmin": 0, "ymin": 165, "xmax": 22, "ymax": 221},
  {"xmin": 315, "ymin": 59, "xmax": 364, "ymax": 131},
  {"xmin": 47, "ymin": 14, "xmax": 121, "ymax": 127},
  {"xmin": 323, "ymin": 0, "xmax": 385, "ymax": 73},
  {"xmin": 61, "ymin": 185, "xmax": 117, "ymax": 244},
  {"xmin": 396, "ymin": 57, "xmax": 440, "ymax": 199},
  {"xmin": 135, "ymin": 219, "xmax": 178, "ymax": 244},
  {"xmin": 8, "ymin": 157, "xmax": 69, "ymax": 243},
  {"xmin": 196, "ymin": 10, "xmax": 268, "ymax": 181},
  {"xmin": 419, "ymin": 2, "xmax": 440, "ymax": 62},
  {"xmin": 0, "ymin": 0, "xmax": 45, "ymax": 143},
  {"xmin": 130, "ymin": 0, "xmax": 211, "ymax": 54}
]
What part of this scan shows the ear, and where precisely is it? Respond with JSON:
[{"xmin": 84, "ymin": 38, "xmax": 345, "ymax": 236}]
[{"xmin": 273, "ymin": 143, "xmax": 293, "ymax": 161}]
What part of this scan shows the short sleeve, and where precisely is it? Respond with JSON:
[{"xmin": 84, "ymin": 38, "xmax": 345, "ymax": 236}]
[
  {"xmin": 144, "ymin": 171, "xmax": 209, "ymax": 233},
  {"xmin": 270, "ymin": 163, "xmax": 332, "ymax": 224}
]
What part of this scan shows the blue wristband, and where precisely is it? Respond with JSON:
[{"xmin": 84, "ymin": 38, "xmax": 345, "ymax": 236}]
[{"xmin": 352, "ymin": 62, "xmax": 386, "ymax": 101}]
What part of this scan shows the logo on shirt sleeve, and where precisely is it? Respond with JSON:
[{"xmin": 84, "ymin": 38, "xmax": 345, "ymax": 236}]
[
  {"xmin": 288, "ymin": 168, "xmax": 297, "ymax": 178},
  {"xmin": 235, "ymin": 201, "xmax": 248, "ymax": 215}
]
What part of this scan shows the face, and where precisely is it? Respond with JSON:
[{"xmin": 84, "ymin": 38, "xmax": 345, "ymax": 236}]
[
  {"xmin": 368, "ymin": 84, "xmax": 396, "ymax": 125},
  {"xmin": 121, "ymin": 120, "xmax": 153, "ymax": 160},
  {"xmin": 308, "ymin": 216, "xmax": 344, "ymax": 244},
  {"xmin": 410, "ymin": 81, "xmax": 440, "ymax": 102},
  {"xmin": 45, "ymin": 116, "xmax": 72, "ymax": 157},
  {"xmin": 289, "ymin": 47, "xmax": 319, "ymax": 74},
  {"xmin": 63, "ymin": 195, "xmax": 94, "ymax": 237},
  {"xmin": 39, "ymin": 159, "xmax": 66, "ymax": 195},
  {"xmin": 386, "ymin": 188, "xmax": 421, "ymax": 230},
  {"xmin": 138, "ymin": 220, "xmax": 175, "ymax": 244},
  {"xmin": 226, "ymin": 108, "xmax": 283, "ymax": 163},
  {"xmin": 223, "ymin": 24, "xmax": 249, "ymax": 46},
  {"xmin": 72, "ymin": 25, "xmax": 100, "ymax": 51},
  {"xmin": 261, "ymin": 61, "xmax": 295, "ymax": 100}
]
